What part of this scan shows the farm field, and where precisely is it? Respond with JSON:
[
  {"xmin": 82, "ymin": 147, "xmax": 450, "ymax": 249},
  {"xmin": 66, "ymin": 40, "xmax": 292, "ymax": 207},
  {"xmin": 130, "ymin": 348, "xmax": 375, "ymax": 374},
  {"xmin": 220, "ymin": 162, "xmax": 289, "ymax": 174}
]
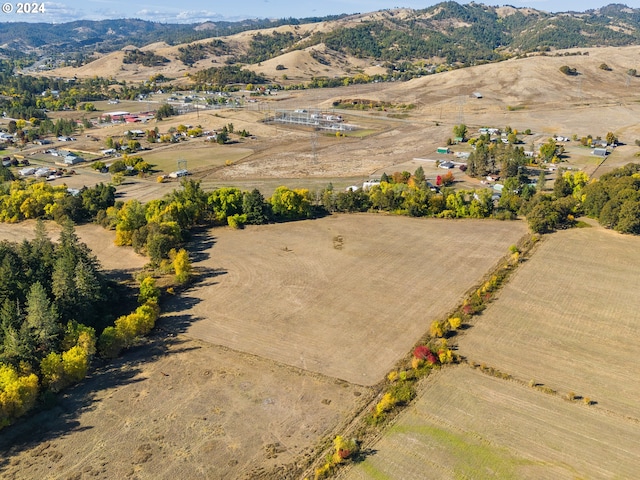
[
  {"xmin": 456, "ymin": 224, "xmax": 640, "ymax": 419},
  {"xmin": 0, "ymin": 334, "xmax": 370, "ymax": 480},
  {"xmin": 171, "ymin": 214, "xmax": 529, "ymax": 386},
  {"xmin": 343, "ymin": 365, "xmax": 640, "ymax": 480},
  {"xmin": 139, "ymin": 142, "xmax": 255, "ymax": 175}
]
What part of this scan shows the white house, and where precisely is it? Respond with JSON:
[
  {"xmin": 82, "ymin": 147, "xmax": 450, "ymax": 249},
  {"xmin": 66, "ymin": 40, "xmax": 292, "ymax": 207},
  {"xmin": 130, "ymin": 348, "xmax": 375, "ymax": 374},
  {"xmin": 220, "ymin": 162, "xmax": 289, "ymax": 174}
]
[
  {"xmin": 19, "ymin": 167, "xmax": 36, "ymax": 176},
  {"xmin": 362, "ymin": 179, "xmax": 381, "ymax": 190}
]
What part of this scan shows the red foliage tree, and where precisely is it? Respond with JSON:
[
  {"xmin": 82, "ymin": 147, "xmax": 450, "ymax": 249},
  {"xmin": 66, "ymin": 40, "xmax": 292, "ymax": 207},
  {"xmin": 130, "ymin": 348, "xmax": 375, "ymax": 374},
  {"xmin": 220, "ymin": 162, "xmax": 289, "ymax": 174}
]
[{"xmin": 413, "ymin": 345, "xmax": 430, "ymax": 360}]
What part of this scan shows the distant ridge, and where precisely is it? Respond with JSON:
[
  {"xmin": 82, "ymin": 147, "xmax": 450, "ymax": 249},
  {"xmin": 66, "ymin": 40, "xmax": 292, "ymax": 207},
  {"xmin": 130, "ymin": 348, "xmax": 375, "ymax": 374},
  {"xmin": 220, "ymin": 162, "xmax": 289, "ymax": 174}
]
[{"xmin": 0, "ymin": 3, "xmax": 638, "ymax": 70}]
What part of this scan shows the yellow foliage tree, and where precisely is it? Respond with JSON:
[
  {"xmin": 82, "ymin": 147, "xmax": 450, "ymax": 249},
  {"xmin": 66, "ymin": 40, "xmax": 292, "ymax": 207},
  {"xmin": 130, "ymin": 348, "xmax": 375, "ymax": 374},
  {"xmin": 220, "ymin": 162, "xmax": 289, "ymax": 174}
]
[
  {"xmin": 448, "ymin": 317, "xmax": 462, "ymax": 330},
  {"xmin": 62, "ymin": 346, "xmax": 89, "ymax": 383},
  {"xmin": 40, "ymin": 352, "xmax": 65, "ymax": 391},
  {"xmin": 429, "ymin": 319, "xmax": 445, "ymax": 338},
  {"xmin": 172, "ymin": 248, "xmax": 192, "ymax": 284},
  {"xmin": 0, "ymin": 363, "xmax": 39, "ymax": 427}
]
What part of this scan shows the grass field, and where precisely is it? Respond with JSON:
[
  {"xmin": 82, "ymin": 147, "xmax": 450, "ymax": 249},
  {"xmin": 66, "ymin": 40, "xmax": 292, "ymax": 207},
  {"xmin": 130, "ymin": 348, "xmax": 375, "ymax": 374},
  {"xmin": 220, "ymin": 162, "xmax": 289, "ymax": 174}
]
[
  {"xmin": 457, "ymin": 224, "xmax": 640, "ymax": 419},
  {"xmin": 170, "ymin": 215, "xmax": 528, "ymax": 386},
  {"xmin": 343, "ymin": 222, "xmax": 640, "ymax": 479},
  {"xmin": 344, "ymin": 366, "xmax": 640, "ymax": 480},
  {"xmin": 140, "ymin": 142, "xmax": 254, "ymax": 174}
]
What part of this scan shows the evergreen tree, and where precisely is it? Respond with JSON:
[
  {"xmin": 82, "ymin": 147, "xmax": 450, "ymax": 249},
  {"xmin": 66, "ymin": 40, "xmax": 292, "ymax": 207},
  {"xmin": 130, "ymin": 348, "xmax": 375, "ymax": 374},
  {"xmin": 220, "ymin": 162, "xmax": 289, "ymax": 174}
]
[{"xmin": 242, "ymin": 189, "xmax": 269, "ymax": 225}]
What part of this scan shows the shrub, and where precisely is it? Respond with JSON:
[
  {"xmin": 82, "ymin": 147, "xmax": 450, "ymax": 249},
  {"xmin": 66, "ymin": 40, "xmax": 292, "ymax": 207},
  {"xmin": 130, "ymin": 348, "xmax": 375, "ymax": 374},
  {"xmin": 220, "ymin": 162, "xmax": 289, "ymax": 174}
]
[
  {"xmin": 374, "ymin": 392, "xmax": 396, "ymax": 418},
  {"xmin": 448, "ymin": 317, "xmax": 462, "ymax": 330},
  {"xmin": 227, "ymin": 213, "xmax": 247, "ymax": 229},
  {"xmin": 559, "ymin": 65, "xmax": 578, "ymax": 76}
]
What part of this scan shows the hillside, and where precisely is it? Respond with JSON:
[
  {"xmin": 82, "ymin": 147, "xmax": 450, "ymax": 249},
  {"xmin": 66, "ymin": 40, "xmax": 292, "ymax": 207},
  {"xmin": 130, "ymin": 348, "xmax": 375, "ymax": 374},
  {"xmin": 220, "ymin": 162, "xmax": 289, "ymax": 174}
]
[{"xmin": 7, "ymin": 2, "xmax": 640, "ymax": 84}]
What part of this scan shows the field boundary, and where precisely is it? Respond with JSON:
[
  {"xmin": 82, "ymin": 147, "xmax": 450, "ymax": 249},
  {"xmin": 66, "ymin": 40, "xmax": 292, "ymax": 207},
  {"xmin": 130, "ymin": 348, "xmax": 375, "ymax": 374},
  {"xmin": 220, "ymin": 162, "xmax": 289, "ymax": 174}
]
[{"xmin": 302, "ymin": 231, "xmax": 540, "ymax": 479}]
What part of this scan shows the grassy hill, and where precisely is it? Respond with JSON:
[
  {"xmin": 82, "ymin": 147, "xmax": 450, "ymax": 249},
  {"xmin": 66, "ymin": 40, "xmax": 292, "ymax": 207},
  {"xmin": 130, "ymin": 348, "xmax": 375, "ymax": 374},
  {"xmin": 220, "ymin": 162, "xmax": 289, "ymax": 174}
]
[{"xmin": 4, "ymin": 3, "xmax": 640, "ymax": 83}]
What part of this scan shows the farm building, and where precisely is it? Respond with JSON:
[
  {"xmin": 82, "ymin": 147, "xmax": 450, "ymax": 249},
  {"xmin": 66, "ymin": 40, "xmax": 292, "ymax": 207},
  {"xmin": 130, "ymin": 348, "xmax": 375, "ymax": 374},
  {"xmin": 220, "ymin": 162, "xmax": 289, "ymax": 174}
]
[
  {"xmin": 19, "ymin": 167, "xmax": 36, "ymax": 176},
  {"xmin": 437, "ymin": 147, "xmax": 451, "ymax": 154},
  {"xmin": 64, "ymin": 155, "xmax": 84, "ymax": 165},
  {"xmin": 592, "ymin": 148, "xmax": 608, "ymax": 157}
]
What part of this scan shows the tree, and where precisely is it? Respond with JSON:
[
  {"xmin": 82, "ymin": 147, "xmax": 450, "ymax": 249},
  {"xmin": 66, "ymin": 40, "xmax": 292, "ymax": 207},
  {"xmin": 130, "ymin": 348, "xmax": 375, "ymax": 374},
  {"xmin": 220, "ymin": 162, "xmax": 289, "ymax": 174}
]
[
  {"xmin": 412, "ymin": 166, "xmax": 426, "ymax": 189},
  {"xmin": 155, "ymin": 103, "xmax": 175, "ymax": 120},
  {"xmin": 138, "ymin": 276, "xmax": 160, "ymax": 304},
  {"xmin": 605, "ymin": 131, "xmax": 618, "ymax": 145},
  {"xmin": 270, "ymin": 186, "xmax": 312, "ymax": 220},
  {"xmin": 539, "ymin": 139, "xmax": 559, "ymax": 162},
  {"xmin": 615, "ymin": 200, "xmax": 640, "ymax": 234},
  {"xmin": 24, "ymin": 282, "xmax": 60, "ymax": 357},
  {"xmin": 172, "ymin": 249, "xmax": 192, "ymax": 284},
  {"xmin": 208, "ymin": 187, "xmax": 243, "ymax": 223},
  {"xmin": 62, "ymin": 345, "xmax": 89, "ymax": 383},
  {"xmin": 453, "ymin": 124, "xmax": 467, "ymax": 140}
]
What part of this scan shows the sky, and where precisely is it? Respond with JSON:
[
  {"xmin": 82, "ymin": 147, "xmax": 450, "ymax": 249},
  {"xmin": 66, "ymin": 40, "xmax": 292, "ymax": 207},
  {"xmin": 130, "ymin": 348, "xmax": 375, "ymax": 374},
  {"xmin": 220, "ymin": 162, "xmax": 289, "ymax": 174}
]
[{"xmin": 0, "ymin": 0, "xmax": 629, "ymax": 24}]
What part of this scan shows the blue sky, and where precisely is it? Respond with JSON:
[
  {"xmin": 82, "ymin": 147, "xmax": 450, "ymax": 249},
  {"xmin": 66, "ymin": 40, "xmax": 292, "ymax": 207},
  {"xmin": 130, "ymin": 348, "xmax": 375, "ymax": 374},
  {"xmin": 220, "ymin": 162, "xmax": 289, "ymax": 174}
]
[{"xmin": 0, "ymin": 0, "xmax": 628, "ymax": 23}]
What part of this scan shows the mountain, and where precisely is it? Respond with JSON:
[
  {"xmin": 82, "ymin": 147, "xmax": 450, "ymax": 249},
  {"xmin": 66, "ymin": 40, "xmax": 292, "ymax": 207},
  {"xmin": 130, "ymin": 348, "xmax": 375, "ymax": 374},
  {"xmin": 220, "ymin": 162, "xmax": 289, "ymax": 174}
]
[{"xmin": 2, "ymin": 3, "xmax": 639, "ymax": 81}]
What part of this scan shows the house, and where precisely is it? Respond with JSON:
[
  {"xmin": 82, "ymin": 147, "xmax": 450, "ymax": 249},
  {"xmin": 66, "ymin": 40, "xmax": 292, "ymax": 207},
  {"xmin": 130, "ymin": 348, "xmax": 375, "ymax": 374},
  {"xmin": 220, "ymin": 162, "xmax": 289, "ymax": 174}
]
[
  {"xmin": 101, "ymin": 148, "xmax": 117, "ymax": 156},
  {"xmin": 592, "ymin": 148, "xmax": 608, "ymax": 157},
  {"xmin": 439, "ymin": 161, "xmax": 455, "ymax": 169},
  {"xmin": 35, "ymin": 167, "xmax": 52, "ymax": 177},
  {"xmin": 64, "ymin": 155, "xmax": 84, "ymax": 165},
  {"xmin": 19, "ymin": 167, "xmax": 36, "ymax": 176},
  {"xmin": 591, "ymin": 139, "xmax": 608, "ymax": 148},
  {"xmin": 362, "ymin": 179, "xmax": 381, "ymax": 190}
]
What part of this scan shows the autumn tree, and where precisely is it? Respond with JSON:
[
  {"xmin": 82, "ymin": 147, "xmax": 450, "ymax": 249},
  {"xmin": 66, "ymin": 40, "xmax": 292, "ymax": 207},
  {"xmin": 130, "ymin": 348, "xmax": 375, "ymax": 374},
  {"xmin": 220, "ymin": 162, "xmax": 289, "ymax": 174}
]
[
  {"xmin": 172, "ymin": 248, "xmax": 192, "ymax": 284},
  {"xmin": 269, "ymin": 186, "xmax": 312, "ymax": 220}
]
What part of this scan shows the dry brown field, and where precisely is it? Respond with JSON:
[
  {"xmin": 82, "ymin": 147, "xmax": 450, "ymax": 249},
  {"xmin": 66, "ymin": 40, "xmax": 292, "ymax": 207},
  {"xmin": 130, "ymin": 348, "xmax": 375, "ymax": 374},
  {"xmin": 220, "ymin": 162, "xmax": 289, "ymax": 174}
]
[
  {"xmin": 0, "ymin": 215, "xmax": 527, "ymax": 479},
  {"xmin": 166, "ymin": 215, "xmax": 528, "ymax": 386},
  {"xmin": 0, "ymin": 334, "xmax": 370, "ymax": 480},
  {"xmin": 456, "ymin": 223, "xmax": 640, "ymax": 419},
  {"xmin": 343, "ymin": 365, "xmax": 640, "ymax": 480},
  {"xmin": 342, "ymin": 222, "xmax": 640, "ymax": 479}
]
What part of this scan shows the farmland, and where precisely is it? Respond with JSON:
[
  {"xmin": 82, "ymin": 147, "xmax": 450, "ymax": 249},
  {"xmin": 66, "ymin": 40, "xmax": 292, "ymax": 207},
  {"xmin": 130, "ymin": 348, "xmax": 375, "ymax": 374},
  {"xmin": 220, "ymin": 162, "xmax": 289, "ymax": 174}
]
[
  {"xmin": 457, "ymin": 224, "xmax": 640, "ymax": 419},
  {"xmin": 166, "ymin": 215, "xmax": 528, "ymax": 385},
  {"xmin": 342, "ymin": 222, "xmax": 640, "ymax": 479},
  {"xmin": 1, "ymin": 15, "xmax": 640, "ymax": 479},
  {"xmin": 0, "ymin": 215, "xmax": 528, "ymax": 479},
  {"xmin": 344, "ymin": 365, "xmax": 640, "ymax": 480}
]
